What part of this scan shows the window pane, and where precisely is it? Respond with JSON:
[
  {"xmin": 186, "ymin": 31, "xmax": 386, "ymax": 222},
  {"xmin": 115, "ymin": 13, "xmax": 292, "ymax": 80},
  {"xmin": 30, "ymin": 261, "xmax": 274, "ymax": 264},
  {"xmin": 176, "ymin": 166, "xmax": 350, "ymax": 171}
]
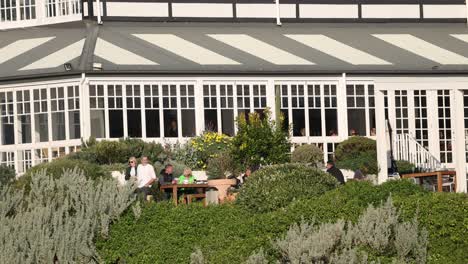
[
  {"xmin": 127, "ymin": 110, "xmax": 142, "ymax": 137},
  {"xmin": 164, "ymin": 110, "xmax": 178, "ymax": 138},
  {"xmin": 90, "ymin": 110, "xmax": 105, "ymax": 138},
  {"xmin": 347, "ymin": 109, "xmax": 366, "ymax": 136},
  {"xmin": 18, "ymin": 115, "xmax": 32, "ymax": 144},
  {"xmin": 182, "ymin": 110, "xmax": 196, "ymax": 137},
  {"xmin": 292, "ymin": 109, "xmax": 305, "ymax": 137},
  {"xmin": 69, "ymin": 111, "xmax": 81, "ymax": 139},
  {"xmin": 308, "ymin": 109, "xmax": 322, "ymax": 137},
  {"xmin": 52, "ymin": 112, "xmax": 66, "ymax": 141},
  {"xmin": 109, "ymin": 110, "xmax": 124, "ymax": 138},
  {"xmin": 35, "ymin": 113, "xmax": 48, "ymax": 142},
  {"xmin": 221, "ymin": 109, "xmax": 234, "ymax": 136},
  {"xmin": 325, "ymin": 109, "xmax": 338, "ymax": 136},
  {"xmin": 146, "ymin": 110, "xmax": 160, "ymax": 138},
  {"xmin": 204, "ymin": 110, "xmax": 217, "ymax": 132}
]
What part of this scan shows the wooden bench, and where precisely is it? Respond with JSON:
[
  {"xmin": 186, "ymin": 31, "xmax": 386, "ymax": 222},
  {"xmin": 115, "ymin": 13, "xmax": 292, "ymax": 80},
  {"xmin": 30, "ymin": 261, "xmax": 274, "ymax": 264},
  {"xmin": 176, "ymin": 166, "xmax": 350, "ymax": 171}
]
[
  {"xmin": 184, "ymin": 193, "xmax": 207, "ymax": 206},
  {"xmin": 402, "ymin": 171, "xmax": 456, "ymax": 192}
]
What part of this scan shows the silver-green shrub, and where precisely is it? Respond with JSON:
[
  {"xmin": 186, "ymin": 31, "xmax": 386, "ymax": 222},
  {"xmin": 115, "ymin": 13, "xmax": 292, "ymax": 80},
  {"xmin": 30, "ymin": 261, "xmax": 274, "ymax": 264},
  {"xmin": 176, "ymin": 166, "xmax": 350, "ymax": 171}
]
[
  {"xmin": 0, "ymin": 168, "xmax": 135, "ymax": 263},
  {"xmin": 190, "ymin": 247, "xmax": 206, "ymax": 264},
  {"xmin": 272, "ymin": 197, "xmax": 428, "ymax": 264},
  {"xmin": 244, "ymin": 248, "xmax": 269, "ymax": 264}
]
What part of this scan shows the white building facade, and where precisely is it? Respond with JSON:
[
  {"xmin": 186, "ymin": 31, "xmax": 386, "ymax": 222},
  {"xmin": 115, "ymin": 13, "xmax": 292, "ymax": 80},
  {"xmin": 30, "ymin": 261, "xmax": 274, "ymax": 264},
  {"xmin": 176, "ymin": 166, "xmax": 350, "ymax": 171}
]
[{"xmin": 1, "ymin": 0, "xmax": 468, "ymax": 192}]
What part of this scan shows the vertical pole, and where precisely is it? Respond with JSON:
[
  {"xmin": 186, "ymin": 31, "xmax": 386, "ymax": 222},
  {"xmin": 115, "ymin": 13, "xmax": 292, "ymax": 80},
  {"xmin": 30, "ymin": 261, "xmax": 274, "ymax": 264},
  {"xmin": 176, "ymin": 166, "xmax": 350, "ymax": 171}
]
[
  {"xmin": 376, "ymin": 88, "xmax": 388, "ymax": 184},
  {"xmin": 96, "ymin": 0, "xmax": 103, "ymax": 24},
  {"xmin": 454, "ymin": 89, "xmax": 467, "ymax": 192},
  {"xmin": 275, "ymin": 0, "xmax": 282, "ymax": 26}
]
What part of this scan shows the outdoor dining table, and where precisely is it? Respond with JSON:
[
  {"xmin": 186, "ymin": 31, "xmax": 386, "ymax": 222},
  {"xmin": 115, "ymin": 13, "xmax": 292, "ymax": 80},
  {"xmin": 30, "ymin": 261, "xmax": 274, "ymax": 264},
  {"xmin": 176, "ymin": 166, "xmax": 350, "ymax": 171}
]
[
  {"xmin": 159, "ymin": 183, "xmax": 210, "ymax": 205},
  {"xmin": 402, "ymin": 171, "xmax": 456, "ymax": 192}
]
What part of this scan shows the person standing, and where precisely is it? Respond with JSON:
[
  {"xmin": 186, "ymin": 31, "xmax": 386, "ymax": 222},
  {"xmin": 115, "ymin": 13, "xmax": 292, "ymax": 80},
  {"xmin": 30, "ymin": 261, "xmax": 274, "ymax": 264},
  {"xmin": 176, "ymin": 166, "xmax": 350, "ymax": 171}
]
[
  {"xmin": 326, "ymin": 160, "xmax": 345, "ymax": 185},
  {"xmin": 136, "ymin": 156, "xmax": 157, "ymax": 200},
  {"xmin": 125, "ymin": 157, "xmax": 138, "ymax": 181}
]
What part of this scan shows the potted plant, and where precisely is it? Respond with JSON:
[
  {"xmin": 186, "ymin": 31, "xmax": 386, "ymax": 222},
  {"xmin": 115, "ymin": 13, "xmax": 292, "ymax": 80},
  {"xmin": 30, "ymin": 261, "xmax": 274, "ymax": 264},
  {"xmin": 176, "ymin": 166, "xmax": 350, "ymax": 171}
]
[{"xmin": 206, "ymin": 151, "xmax": 239, "ymax": 201}]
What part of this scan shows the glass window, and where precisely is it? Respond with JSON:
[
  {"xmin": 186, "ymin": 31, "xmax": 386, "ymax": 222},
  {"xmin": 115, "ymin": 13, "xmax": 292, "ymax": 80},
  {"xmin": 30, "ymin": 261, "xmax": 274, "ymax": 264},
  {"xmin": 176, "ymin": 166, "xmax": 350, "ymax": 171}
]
[
  {"xmin": 144, "ymin": 84, "xmax": 160, "ymax": 138},
  {"xmin": 50, "ymin": 87, "xmax": 65, "ymax": 141},
  {"xmin": 346, "ymin": 84, "xmax": 374, "ymax": 136},
  {"xmin": 438, "ymin": 90, "xmax": 452, "ymax": 163},
  {"xmin": 162, "ymin": 84, "xmax": 178, "ymax": 138},
  {"xmin": 0, "ymin": 92, "xmax": 14, "ymax": 145},
  {"xmin": 89, "ymin": 85, "xmax": 106, "ymax": 138},
  {"xmin": 126, "ymin": 85, "xmax": 142, "ymax": 138},
  {"xmin": 180, "ymin": 84, "xmax": 195, "ymax": 137},
  {"xmin": 67, "ymin": 85, "xmax": 81, "ymax": 139},
  {"xmin": 16, "ymin": 90, "xmax": 32, "ymax": 144}
]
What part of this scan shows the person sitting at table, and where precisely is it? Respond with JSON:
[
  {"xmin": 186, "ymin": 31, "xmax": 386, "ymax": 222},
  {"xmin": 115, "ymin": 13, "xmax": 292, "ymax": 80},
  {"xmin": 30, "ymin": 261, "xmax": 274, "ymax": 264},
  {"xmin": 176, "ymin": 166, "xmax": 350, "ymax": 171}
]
[
  {"xmin": 178, "ymin": 167, "xmax": 196, "ymax": 184},
  {"xmin": 136, "ymin": 156, "xmax": 157, "ymax": 200},
  {"xmin": 125, "ymin": 157, "xmax": 138, "ymax": 181},
  {"xmin": 159, "ymin": 164, "xmax": 174, "ymax": 200}
]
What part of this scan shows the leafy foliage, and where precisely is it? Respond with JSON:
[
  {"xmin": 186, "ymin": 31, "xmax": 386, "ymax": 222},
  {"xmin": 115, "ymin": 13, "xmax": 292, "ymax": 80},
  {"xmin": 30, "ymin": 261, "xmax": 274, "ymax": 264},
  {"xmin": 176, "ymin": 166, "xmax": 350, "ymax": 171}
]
[
  {"xmin": 174, "ymin": 132, "xmax": 232, "ymax": 170},
  {"xmin": 17, "ymin": 158, "xmax": 109, "ymax": 191},
  {"xmin": 0, "ymin": 165, "xmax": 15, "ymax": 186},
  {"xmin": 1, "ymin": 168, "xmax": 135, "ymax": 263},
  {"xmin": 206, "ymin": 150, "xmax": 241, "ymax": 180},
  {"xmin": 231, "ymin": 110, "xmax": 290, "ymax": 168},
  {"xmin": 396, "ymin": 160, "xmax": 418, "ymax": 175},
  {"xmin": 236, "ymin": 163, "xmax": 338, "ymax": 213},
  {"xmin": 291, "ymin": 144, "xmax": 324, "ymax": 167},
  {"xmin": 335, "ymin": 136, "xmax": 378, "ymax": 175},
  {"xmin": 97, "ymin": 180, "xmax": 467, "ymax": 264}
]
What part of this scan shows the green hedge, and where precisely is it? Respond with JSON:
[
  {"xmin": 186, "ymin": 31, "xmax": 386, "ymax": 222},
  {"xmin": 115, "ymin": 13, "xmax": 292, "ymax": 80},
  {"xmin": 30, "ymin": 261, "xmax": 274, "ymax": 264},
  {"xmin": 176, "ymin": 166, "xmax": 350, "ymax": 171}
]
[
  {"xmin": 16, "ymin": 158, "xmax": 109, "ymax": 191},
  {"xmin": 335, "ymin": 136, "xmax": 378, "ymax": 175},
  {"xmin": 0, "ymin": 165, "xmax": 15, "ymax": 186},
  {"xmin": 290, "ymin": 144, "xmax": 324, "ymax": 167},
  {"xmin": 97, "ymin": 180, "xmax": 467, "ymax": 263},
  {"xmin": 236, "ymin": 163, "xmax": 339, "ymax": 213}
]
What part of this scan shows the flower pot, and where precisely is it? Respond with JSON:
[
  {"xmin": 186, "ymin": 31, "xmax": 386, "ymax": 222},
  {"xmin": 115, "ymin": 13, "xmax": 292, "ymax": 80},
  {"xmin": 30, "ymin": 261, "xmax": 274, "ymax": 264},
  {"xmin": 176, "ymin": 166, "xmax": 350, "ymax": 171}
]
[{"xmin": 207, "ymin": 178, "xmax": 237, "ymax": 201}]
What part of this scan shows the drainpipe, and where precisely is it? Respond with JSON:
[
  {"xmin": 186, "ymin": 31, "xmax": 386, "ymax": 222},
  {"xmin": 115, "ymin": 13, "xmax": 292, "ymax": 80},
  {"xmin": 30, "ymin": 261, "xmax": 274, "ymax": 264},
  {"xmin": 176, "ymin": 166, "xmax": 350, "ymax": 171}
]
[
  {"xmin": 275, "ymin": 0, "xmax": 282, "ymax": 26},
  {"xmin": 96, "ymin": 0, "xmax": 103, "ymax": 25}
]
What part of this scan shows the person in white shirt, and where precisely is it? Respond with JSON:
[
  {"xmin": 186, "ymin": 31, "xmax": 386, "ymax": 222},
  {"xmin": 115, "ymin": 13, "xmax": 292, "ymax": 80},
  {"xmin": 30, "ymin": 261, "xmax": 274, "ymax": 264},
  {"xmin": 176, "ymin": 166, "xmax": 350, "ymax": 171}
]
[{"xmin": 136, "ymin": 156, "xmax": 157, "ymax": 199}]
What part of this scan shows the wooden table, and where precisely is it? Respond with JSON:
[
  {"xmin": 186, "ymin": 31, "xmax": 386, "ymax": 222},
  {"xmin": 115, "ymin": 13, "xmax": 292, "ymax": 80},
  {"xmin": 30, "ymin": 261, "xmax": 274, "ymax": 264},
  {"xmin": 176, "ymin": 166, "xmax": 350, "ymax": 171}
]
[
  {"xmin": 160, "ymin": 184, "xmax": 209, "ymax": 205},
  {"xmin": 402, "ymin": 171, "xmax": 456, "ymax": 192}
]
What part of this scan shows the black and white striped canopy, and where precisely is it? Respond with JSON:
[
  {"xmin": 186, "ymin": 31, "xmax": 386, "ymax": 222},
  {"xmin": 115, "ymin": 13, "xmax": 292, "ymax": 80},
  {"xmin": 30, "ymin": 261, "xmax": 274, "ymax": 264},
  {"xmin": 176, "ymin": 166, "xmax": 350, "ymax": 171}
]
[{"xmin": 2, "ymin": 21, "xmax": 468, "ymax": 81}]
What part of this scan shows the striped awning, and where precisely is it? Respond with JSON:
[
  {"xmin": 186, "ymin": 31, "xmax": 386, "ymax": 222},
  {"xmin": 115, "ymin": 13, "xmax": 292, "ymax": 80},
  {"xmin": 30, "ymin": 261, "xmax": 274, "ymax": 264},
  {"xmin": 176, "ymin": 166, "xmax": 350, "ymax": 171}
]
[{"xmin": 2, "ymin": 21, "xmax": 468, "ymax": 81}]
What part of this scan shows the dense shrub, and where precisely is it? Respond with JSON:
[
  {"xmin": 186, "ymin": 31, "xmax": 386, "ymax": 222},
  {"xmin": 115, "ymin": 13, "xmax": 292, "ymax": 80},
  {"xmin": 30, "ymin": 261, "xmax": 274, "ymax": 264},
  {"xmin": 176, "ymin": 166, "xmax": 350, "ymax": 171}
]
[
  {"xmin": 174, "ymin": 132, "xmax": 232, "ymax": 170},
  {"xmin": 396, "ymin": 160, "xmax": 417, "ymax": 175},
  {"xmin": 17, "ymin": 158, "xmax": 109, "ymax": 191},
  {"xmin": 231, "ymin": 110, "xmax": 290, "ymax": 168},
  {"xmin": 291, "ymin": 144, "xmax": 324, "ymax": 167},
  {"xmin": 206, "ymin": 150, "xmax": 241, "ymax": 180},
  {"xmin": 1, "ymin": 168, "xmax": 135, "ymax": 263},
  {"xmin": 335, "ymin": 136, "xmax": 377, "ymax": 175},
  {"xmin": 0, "ymin": 165, "xmax": 15, "ymax": 186},
  {"xmin": 154, "ymin": 160, "xmax": 186, "ymax": 178},
  {"xmin": 97, "ymin": 180, "xmax": 467, "ymax": 264},
  {"xmin": 236, "ymin": 163, "xmax": 338, "ymax": 213},
  {"xmin": 271, "ymin": 198, "xmax": 428, "ymax": 263}
]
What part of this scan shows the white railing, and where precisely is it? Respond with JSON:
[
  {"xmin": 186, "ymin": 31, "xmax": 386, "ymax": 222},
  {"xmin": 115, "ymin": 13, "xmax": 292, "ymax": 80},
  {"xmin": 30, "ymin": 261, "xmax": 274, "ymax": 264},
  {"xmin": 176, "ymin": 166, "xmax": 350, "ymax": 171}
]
[{"xmin": 393, "ymin": 133, "xmax": 441, "ymax": 172}]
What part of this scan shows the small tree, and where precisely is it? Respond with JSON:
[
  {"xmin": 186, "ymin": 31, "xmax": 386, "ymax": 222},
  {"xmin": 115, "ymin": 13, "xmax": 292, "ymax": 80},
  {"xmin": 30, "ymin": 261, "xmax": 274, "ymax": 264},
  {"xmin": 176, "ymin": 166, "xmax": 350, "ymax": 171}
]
[{"xmin": 231, "ymin": 110, "xmax": 290, "ymax": 168}]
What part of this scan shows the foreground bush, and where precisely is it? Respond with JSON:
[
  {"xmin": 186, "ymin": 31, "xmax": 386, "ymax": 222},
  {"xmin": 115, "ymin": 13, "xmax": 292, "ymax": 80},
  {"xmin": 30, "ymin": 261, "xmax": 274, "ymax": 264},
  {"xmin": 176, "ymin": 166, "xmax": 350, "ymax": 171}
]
[
  {"xmin": 231, "ymin": 110, "xmax": 290, "ymax": 168},
  {"xmin": 335, "ymin": 136, "xmax": 377, "ymax": 175},
  {"xmin": 291, "ymin": 144, "xmax": 324, "ymax": 167},
  {"xmin": 0, "ymin": 165, "xmax": 15, "ymax": 186},
  {"xmin": 236, "ymin": 163, "xmax": 338, "ymax": 213},
  {"xmin": 97, "ymin": 180, "xmax": 467, "ymax": 264},
  {"xmin": 17, "ymin": 158, "xmax": 109, "ymax": 190},
  {"xmin": 0, "ymin": 168, "xmax": 135, "ymax": 263}
]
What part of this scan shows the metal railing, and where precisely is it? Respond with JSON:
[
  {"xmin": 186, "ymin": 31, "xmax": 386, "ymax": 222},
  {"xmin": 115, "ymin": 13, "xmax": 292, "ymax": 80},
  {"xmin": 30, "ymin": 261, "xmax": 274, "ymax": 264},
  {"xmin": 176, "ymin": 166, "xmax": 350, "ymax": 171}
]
[{"xmin": 393, "ymin": 133, "xmax": 441, "ymax": 172}]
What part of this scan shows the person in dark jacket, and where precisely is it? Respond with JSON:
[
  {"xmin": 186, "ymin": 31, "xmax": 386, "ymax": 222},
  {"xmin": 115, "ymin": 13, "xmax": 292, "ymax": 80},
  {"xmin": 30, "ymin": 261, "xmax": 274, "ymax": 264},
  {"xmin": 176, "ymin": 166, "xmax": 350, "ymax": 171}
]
[
  {"xmin": 326, "ymin": 160, "xmax": 345, "ymax": 185},
  {"xmin": 159, "ymin": 164, "xmax": 174, "ymax": 200},
  {"xmin": 125, "ymin": 157, "xmax": 138, "ymax": 181}
]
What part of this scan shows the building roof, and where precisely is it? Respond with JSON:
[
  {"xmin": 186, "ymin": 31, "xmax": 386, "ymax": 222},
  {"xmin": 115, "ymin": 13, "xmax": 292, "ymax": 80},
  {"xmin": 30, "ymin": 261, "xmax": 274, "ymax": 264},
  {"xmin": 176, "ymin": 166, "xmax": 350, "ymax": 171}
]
[{"xmin": 2, "ymin": 21, "xmax": 468, "ymax": 81}]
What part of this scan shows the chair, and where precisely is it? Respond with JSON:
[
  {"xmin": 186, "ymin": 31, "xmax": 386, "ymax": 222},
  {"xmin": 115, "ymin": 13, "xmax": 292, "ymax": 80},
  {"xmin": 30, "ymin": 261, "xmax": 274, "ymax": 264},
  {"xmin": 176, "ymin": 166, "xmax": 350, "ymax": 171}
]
[{"xmin": 431, "ymin": 175, "xmax": 455, "ymax": 192}]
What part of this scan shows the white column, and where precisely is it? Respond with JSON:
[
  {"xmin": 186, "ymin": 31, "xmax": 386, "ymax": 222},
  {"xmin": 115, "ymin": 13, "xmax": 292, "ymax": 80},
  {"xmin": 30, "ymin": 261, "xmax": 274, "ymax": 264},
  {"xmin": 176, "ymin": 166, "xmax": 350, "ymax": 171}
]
[
  {"xmin": 454, "ymin": 89, "xmax": 467, "ymax": 192},
  {"xmin": 267, "ymin": 79, "xmax": 276, "ymax": 121},
  {"xmin": 80, "ymin": 75, "xmax": 91, "ymax": 140},
  {"xmin": 337, "ymin": 73, "xmax": 348, "ymax": 140},
  {"xmin": 375, "ymin": 88, "xmax": 388, "ymax": 184},
  {"xmin": 195, "ymin": 79, "xmax": 205, "ymax": 135},
  {"xmin": 426, "ymin": 90, "xmax": 439, "ymax": 160}
]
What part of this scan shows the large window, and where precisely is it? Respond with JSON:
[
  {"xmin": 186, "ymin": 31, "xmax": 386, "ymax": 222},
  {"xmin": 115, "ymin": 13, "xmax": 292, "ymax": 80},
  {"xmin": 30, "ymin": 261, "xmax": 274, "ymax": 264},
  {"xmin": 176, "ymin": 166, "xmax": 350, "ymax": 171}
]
[
  {"xmin": 162, "ymin": 84, "xmax": 178, "ymax": 138},
  {"xmin": 414, "ymin": 90, "xmax": 428, "ymax": 149},
  {"xmin": 438, "ymin": 90, "xmax": 452, "ymax": 163},
  {"xmin": 17, "ymin": 149, "xmax": 32, "ymax": 174},
  {"xmin": 89, "ymin": 85, "xmax": 106, "ymax": 138},
  {"xmin": 126, "ymin": 84, "xmax": 142, "ymax": 138},
  {"xmin": 1, "ymin": 0, "xmax": 17, "ymax": 22},
  {"xmin": 346, "ymin": 84, "xmax": 375, "ymax": 137},
  {"xmin": 108, "ymin": 84, "xmax": 124, "ymax": 138},
  {"xmin": 16, "ymin": 90, "xmax": 32, "ymax": 144},
  {"xmin": 279, "ymin": 82, "xmax": 338, "ymax": 138},
  {"xmin": 50, "ymin": 87, "xmax": 66, "ymax": 141},
  {"xmin": 67, "ymin": 85, "xmax": 80, "ymax": 139},
  {"xmin": 0, "ymin": 91, "xmax": 14, "ymax": 145},
  {"xmin": 144, "ymin": 84, "xmax": 160, "ymax": 138},
  {"xmin": 33, "ymin": 88, "xmax": 48, "ymax": 142},
  {"xmin": 180, "ymin": 84, "xmax": 196, "ymax": 137},
  {"xmin": 394, "ymin": 90, "xmax": 409, "ymax": 135},
  {"xmin": 0, "ymin": 151, "xmax": 14, "ymax": 168}
]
